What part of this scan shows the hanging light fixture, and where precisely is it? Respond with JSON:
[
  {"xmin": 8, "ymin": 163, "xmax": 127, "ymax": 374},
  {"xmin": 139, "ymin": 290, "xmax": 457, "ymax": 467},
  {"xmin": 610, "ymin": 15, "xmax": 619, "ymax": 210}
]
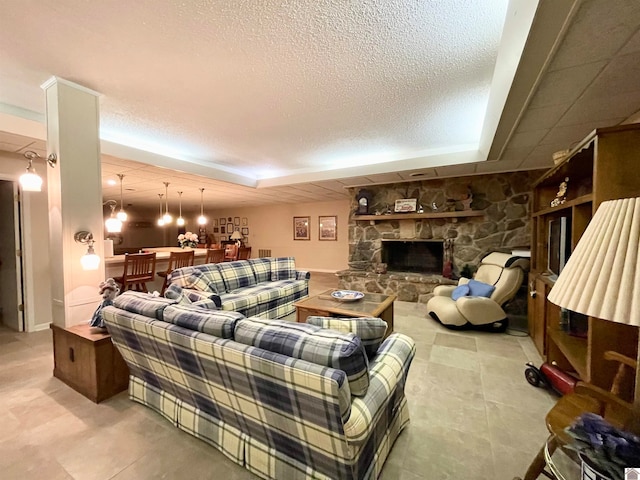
[
  {"xmin": 162, "ymin": 182, "xmax": 172, "ymax": 224},
  {"xmin": 104, "ymin": 200, "xmax": 122, "ymax": 233},
  {"xmin": 177, "ymin": 191, "xmax": 185, "ymax": 226},
  {"xmin": 19, "ymin": 151, "xmax": 57, "ymax": 192},
  {"xmin": 116, "ymin": 174, "xmax": 127, "ymax": 222},
  {"xmin": 157, "ymin": 193, "xmax": 165, "ymax": 226},
  {"xmin": 197, "ymin": 188, "xmax": 207, "ymax": 225}
]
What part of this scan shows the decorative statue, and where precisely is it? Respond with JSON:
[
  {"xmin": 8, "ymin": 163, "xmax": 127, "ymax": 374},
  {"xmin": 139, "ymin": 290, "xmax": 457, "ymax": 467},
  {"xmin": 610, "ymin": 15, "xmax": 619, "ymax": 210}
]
[
  {"xmin": 90, "ymin": 278, "xmax": 119, "ymax": 328},
  {"xmin": 551, "ymin": 177, "xmax": 569, "ymax": 207}
]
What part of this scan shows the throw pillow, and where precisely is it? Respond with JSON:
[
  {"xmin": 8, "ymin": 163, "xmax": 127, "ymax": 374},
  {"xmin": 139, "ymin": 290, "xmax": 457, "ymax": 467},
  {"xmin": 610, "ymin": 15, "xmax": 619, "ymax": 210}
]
[
  {"xmin": 467, "ymin": 279, "xmax": 496, "ymax": 298},
  {"xmin": 234, "ymin": 317, "xmax": 370, "ymax": 396},
  {"xmin": 164, "ymin": 284, "xmax": 192, "ymax": 305},
  {"xmin": 451, "ymin": 284, "xmax": 470, "ymax": 301},
  {"xmin": 305, "ymin": 316, "xmax": 387, "ymax": 359},
  {"xmin": 163, "ymin": 304, "xmax": 243, "ymax": 339}
]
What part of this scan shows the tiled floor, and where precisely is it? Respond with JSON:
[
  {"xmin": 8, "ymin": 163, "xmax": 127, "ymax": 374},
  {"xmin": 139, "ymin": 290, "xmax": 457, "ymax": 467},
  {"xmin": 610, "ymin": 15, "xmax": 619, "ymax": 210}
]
[{"xmin": 0, "ymin": 273, "xmax": 556, "ymax": 479}]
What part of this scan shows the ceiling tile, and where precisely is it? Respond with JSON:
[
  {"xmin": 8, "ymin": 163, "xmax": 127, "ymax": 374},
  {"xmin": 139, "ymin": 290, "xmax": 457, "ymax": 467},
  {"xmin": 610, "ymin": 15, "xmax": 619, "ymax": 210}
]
[{"xmin": 529, "ymin": 61, "xmax": 608, "ymax": 108}]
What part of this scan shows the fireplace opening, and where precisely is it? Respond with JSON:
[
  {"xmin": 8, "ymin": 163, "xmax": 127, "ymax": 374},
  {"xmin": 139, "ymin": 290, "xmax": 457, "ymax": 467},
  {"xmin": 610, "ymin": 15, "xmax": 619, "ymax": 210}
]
[{"xmin": 381, "ymin": 240, "xmax": 443, "ymax": 274}]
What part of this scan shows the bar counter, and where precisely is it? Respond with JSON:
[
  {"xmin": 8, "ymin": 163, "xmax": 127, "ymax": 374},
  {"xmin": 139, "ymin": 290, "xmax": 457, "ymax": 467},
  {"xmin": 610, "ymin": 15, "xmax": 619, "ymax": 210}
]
[{"xmin": 104, "ymin": 247, "xmax": 208, "ymax": 293}]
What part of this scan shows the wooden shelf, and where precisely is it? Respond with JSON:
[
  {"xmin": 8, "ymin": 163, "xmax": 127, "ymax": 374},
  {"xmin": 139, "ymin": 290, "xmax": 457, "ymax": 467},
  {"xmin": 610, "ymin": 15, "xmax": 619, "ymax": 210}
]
[
  {"xmin": 355, "ymin": 211, "xmax": 485, "ymax": 221},
  {"xmin": 547, "ymin": 326, "xmax": 588, "ymax": 379},
  {"xmin": 531, "ymin": 193, "xmax": 593, "ymax": 217}
]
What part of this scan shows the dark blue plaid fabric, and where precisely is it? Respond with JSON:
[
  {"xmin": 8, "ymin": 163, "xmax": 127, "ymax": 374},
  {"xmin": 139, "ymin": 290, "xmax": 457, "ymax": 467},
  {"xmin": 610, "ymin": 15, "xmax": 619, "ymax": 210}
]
[
  {"xmin": 234, "ymin": 317, "xmax": 370, "ymax": 396},
  {"xmin": 112, "ymin": 291, "xmax": 176, "ymax": 320},
  {"xmin": 270, "ymin": 257, "xmax": 296, "ymax": 280},
  {"xmin": 104, "ymin": 304, "xmax": 415, "ymax": 480},
  {"xmin": 247, "ymin": 258, "xmax": 272, "ymax": 283},
  {"xmin": 165, "ymin": 284, "xmax": 221, "ymax": 309},
  {"xmin": 216, "ymin": 261, "xmax": 257, "ymax": 292},
  {"xmin": 163, "ymin": 304, "xmax": 243, "ymax": 338},
  {"xmin": 306, "ymin": 316, "xmax": 388, "ymax": 359}
]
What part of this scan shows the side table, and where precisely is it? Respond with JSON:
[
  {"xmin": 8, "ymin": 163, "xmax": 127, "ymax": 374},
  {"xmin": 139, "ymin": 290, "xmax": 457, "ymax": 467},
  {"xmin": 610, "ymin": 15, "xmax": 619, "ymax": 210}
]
[{"xmin": 51, "ymin": 323, "xmax": 129, "ymax": 403}]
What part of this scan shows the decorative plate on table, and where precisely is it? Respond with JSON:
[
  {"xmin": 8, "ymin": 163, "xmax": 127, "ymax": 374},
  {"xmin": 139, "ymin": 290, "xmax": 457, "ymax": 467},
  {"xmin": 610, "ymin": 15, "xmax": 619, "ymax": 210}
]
[{"xmin": 331, "ymin": 290, "xmax": 365, "ymax": 302}]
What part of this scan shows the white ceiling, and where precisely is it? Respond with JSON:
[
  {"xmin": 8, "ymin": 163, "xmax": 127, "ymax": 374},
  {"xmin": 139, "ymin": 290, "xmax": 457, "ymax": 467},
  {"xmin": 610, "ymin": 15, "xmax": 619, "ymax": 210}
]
[{"xmin": 1, "ymin": 0, "xmax": 640, "ymax": 209}]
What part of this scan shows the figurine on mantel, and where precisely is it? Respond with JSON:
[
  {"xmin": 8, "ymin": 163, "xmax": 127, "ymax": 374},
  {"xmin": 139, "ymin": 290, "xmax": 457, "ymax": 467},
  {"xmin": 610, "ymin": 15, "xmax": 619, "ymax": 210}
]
[{"xmin": 461, "ymin": 188, "xmax": 473, "ymax": 211}]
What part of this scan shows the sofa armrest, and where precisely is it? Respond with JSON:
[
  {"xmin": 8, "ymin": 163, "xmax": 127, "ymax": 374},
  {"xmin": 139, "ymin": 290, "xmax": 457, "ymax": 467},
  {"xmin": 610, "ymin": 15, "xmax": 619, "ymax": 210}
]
[
  {"xmin": 343, "ymin": 333, "xmax": 415, "ymax": 443},
  {"xmin": 296, "ymin": 270, "xmax": 311, "ymax": 280}
]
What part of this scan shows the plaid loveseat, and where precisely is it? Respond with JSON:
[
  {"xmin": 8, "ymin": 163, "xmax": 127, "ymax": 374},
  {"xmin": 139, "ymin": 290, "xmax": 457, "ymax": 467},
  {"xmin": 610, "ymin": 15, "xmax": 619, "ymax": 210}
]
[
  {"xmin": 103, "ymin": 291, "xmax": 415, "ymax": 480},
  {"xmin": 168, "ymin": 257, "xmax": 309, "ymax": 319}
]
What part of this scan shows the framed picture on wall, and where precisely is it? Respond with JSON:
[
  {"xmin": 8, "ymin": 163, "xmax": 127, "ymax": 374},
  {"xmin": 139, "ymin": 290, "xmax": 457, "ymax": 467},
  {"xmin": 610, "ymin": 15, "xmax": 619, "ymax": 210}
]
[
  {"xmin": 241, "ymin": 227, "xmax": 249, "ymax": 235},
  {"xmin": 234, "ymin": 217, "xmax": 240, "ymax": 226},
  {"xmin": 213, "ymin": 219, "xmax": 218, "ymax": 227},
  {"xmin": 242, "ymin": 217, "xmax": 248, "ymax": 226},
  {"xmin": 220, "ymin": 217, "xmax": 226, "ymax": 225},
  {"xmin": 221, "ymin": 226, "xmax": 226, "ymax": 234},
  {"xmin": 293, "ymin": 216, "xmax": 310, "ymax": 240},
  {"xmin": 319, "ymin": 215, "xmax": 337, "ymax": 241}
]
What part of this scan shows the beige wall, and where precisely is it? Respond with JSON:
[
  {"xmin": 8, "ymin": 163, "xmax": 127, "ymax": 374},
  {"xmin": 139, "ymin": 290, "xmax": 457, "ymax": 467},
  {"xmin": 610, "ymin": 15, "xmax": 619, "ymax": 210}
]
[{"xmin": 208, "ymin": 199, "xmax": 350, "ymax": 272}]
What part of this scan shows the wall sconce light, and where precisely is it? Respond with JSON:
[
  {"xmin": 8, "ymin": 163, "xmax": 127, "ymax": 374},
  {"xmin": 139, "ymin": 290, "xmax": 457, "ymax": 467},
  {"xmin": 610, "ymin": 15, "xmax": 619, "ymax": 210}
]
[
  {"xmin": 74, "ymin": 231, "xmax": 100, "ymax": 270},
  {"xmin": 104, "ymin": 199, "xmax": 122, "ymax": 233},
  {"xmin": 197, "ymin": 188, "xmax": 207, "ymax": 225},
  {"xmin": 19, "ymin": 150, "xmax": 57, "ymax": 192}
]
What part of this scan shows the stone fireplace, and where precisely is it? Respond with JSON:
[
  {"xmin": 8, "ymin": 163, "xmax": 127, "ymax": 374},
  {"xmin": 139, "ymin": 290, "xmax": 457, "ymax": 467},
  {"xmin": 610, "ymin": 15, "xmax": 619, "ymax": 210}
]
[{"xmin": 381, "ymin": 239, "xmax": 443, "ymax": 274}]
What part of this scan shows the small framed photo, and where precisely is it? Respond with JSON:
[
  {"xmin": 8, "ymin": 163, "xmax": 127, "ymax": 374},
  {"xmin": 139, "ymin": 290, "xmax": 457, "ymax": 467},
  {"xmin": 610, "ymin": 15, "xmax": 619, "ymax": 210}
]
[
  {"xmin": 241, "ymin": 227, "xmax": 249, "ymax": 235},
  {"xmin": 221, "ymin": 235, "xmax": 228, "ymax": 241},
  {"xmin": 213, "ymin": 219, "xmax": 218, "ymax": 227},
  {"xmin": 234, "ymin": 226, "xmax": 240, "ymax": 232},
  {"xmin": 319, "ymin": 215, "xmax": 337, "ymax": 241},
  {"xmin": 242, "ymin": 217, "xmax": 248, "ymax": 226},
  {"xmin": 221, "ymin": 226, "xmax": 226, "ymax": 234},
  {"xmin": 394, "ymin": 198, "xmax": 417, "ymax": 213},
  {"xmin": 213, "ymin": 227, "xmax": 219, "ymax": 233},
  {"xmin": 220, "ymin": 217, "xmax": 226, "ymax": 225},
  {"xmin": 228, "ymin": 217, "xmax": 232, "ymax": 222},
  {"xmin": 293, "ymin": 216, "xmax": 310, "ymax": 241},
  {"xmin": 234, "ymin": 217, "xmax": 240, "ymax": 226}
]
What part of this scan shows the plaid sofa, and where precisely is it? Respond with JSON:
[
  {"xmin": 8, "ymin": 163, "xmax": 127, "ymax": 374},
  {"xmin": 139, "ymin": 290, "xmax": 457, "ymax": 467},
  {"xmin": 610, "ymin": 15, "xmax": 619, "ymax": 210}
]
[
  {"xmin": 103, "ymin": 291, "xmax": 415, "ymax": 480},
  {"xmin": 168, "ymin": 257, "xmax": 310, "ymax": 319}
]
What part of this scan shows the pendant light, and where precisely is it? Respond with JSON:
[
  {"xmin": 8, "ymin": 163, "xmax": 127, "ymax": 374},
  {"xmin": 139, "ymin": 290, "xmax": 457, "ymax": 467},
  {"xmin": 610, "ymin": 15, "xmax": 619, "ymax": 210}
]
[
  {"xmin": 177, "ymin": 191, "xmax": 185, "ymax": 226},
  {"xmin": 157, "ymin": 193, "xmax": 165, "ymax": 226},
  {"xmin": 162, "ymin": 182, "xmax": 172, "ymax": 224},
  {"xmin": 104, "ymin": 200, "xmax": 122, "ymax": 233},
  {"xmin": 197, "ymin": 188, "xmax": 207, "ymax": 225},
  {"xmin": 116, "ymin": 174, "xmax": 127, "ymax": 222}
]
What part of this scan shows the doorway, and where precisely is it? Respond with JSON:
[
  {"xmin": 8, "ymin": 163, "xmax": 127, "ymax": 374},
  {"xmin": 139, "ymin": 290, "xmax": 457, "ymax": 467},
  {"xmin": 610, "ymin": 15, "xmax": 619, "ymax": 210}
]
[{"xmin": 0, "ymin": 180, "xmax": 24, "ymax": 331}]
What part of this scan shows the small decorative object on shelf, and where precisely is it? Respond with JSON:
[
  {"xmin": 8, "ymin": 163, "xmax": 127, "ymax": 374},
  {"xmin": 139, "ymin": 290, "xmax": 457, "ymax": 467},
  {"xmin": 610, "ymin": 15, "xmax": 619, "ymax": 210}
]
[
  {"xmin": 394, "ymin": 198, "xmax": 417, "ymax": 213},
  {"xmin": 461, "ymin": 188, "xmax": 473, "ymax": 211},
  {"xmin": 178, "ymin": 232, "xmax": 198, "ymax": 248},
  {"xmin": 356, "ymin": 189, "xmax": 373, "ymax": 215},
  {"xmin": 550, "ymin": 177, "xmax": 569, "ymax": 207}
]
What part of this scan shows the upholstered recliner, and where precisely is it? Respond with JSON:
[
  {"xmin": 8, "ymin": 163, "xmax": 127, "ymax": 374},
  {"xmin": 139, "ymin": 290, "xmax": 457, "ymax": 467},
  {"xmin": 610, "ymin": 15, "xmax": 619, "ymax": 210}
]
[{"xmin": 427, "ymin": 252, "xmax": 529, "ymax": 331}]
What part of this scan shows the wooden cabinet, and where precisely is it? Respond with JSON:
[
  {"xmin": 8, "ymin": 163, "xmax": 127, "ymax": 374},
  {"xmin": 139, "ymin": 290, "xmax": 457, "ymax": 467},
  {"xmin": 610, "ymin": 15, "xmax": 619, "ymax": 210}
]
[
  {"xmin": 528, "ymin": 124, "xmax": 640, "ymax": 399},
  {"xmin": 52, "ymin": 323, "xmax": 129, "ymax": 403}
]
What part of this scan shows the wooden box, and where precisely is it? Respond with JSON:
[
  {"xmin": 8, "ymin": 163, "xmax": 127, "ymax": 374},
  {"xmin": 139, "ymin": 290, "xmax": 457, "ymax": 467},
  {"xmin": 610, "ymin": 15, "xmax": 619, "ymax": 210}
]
[{"xmin": 52, "ymin": 323, "xmax": 129, "ymax": 403}]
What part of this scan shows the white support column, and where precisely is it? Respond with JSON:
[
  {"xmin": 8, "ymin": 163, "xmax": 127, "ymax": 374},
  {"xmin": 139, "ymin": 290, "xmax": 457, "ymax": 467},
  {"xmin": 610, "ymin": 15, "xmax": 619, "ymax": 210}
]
[{"xmin": 42, "ymin": 77, "xmax": 105, "ymax": 328}]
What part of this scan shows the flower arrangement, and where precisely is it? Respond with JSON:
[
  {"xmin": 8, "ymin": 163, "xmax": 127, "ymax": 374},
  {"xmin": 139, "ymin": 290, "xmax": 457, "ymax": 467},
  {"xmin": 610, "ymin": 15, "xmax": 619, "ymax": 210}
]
[
  {"xmin": 178, "ymin": 232, "xmax": 198, "ymax": 248},
  {"xmin": 566, "ymin": 413, "xmax": 640, "ymax": 480}
]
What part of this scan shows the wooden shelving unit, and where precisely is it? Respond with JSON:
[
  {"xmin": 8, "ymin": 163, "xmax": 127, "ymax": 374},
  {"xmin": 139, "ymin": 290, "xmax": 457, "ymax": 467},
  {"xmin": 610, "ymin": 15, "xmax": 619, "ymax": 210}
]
[
  {"xmin": 528, "ymin": 124, "xmax": 640, "ymax": 399},
  {"xmin": 355, "ymin": 211, "xmax": 484, "ymax": 222}
]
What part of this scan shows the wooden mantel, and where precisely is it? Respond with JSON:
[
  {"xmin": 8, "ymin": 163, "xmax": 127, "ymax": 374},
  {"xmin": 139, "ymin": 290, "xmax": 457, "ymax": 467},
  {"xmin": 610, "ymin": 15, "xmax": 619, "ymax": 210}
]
[{"xmin": 354, "ymin": 211, "xmax": 485, "ymax": 223}]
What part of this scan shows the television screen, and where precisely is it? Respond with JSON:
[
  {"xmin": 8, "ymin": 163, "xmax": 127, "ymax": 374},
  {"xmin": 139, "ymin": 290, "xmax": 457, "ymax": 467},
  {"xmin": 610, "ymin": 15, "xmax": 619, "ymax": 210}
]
[{"xmin": 548, "ymin": 217, "xmax": 571, "ymax": 279}]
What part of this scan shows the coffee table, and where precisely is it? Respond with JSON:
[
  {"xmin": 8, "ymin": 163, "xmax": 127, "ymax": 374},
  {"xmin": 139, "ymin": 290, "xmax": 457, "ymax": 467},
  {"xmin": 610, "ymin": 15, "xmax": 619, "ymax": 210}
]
[{"xmin": 294, "ymin": 290, "xmax": 396, "ymax": 337}]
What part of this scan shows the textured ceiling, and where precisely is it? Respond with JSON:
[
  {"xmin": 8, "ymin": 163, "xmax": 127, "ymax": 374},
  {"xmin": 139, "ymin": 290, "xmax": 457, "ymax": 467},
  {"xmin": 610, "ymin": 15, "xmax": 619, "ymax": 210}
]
[{"xmin": 1, "ymin": 1, "xmax": 640, "ymax": 210}]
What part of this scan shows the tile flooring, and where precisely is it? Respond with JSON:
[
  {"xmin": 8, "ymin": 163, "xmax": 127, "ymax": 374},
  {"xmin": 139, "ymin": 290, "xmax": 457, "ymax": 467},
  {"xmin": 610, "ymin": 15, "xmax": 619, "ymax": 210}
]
[{"xmin": 0, "ymin": 273, "xmax": 556, "ymax": 479}]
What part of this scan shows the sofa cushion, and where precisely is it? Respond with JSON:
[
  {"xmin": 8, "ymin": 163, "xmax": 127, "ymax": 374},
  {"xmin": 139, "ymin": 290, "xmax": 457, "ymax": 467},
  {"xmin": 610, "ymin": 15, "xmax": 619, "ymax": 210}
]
[
  {"xmin": 164, "ymin": 284, "xmax": 221, "ymax": 309},
  {"xmin": 305, "ymin": 316, "xmax": 387, "ymax": 359},
  {"xmin": 468, "ymin": 279, "xmax": 496, "ymax": 298},
  {"xmin": 169, "ymin": 268, "xmax": 216, "ymax": 293},
  {"xmin": 192, "ymin": 264, "xmax": 227, "ymax": 294},
  {"xmin": 216, "ymin": 261, "xmax": 257, "ymax": 292},
  {"xmin": 247, "ymin": 258, "xmax": 272, "ymax": 284},
  {"xmin": 113, "ymin": 291, "xmax": 176, "ymax": 321},
  {"xmin": 163, "ymin": 304, "xmax": 244, "ymax": 338},
  {"xmin": 234, "ymin": 317, "xmax": 370, "ymax": 396},
  {"xmin": 270, "ymin": 257, "xmax": 296, "ymax": 281}
]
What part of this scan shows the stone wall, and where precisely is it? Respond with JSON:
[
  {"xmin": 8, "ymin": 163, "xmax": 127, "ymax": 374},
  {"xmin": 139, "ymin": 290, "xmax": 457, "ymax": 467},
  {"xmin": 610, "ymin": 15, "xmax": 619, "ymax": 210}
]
[{"xmin": 347, "ymin": 170, "xmax": 543, "ymax": 277}]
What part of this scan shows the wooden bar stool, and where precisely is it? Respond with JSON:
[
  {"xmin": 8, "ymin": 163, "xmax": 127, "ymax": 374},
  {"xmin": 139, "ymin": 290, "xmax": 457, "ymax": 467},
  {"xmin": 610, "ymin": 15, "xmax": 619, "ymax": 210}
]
[
  {"xmin": 238, "ymin": 246, "xmax": 252, "ymax": 260},
  {"xmin": 205, "ymin": 248, "xmax": 225, "ymax": 264},
  {"xmin": 157, "ymin": 250, "xmax": 195, "ymax": 295},
  {"xmin": 224, "ymin": 244, "xmax": 238, "ymax": 262},
  {"xmin": 113, "ymin": 252, "xmax": 157, "ymax": 293}
]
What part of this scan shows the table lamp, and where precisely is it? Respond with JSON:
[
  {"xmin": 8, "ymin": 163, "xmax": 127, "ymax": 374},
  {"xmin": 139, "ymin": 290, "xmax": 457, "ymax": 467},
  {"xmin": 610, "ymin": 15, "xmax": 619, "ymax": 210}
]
[
  {"xmin": 547, "ymin": 197, "xmax": 640, "ymax": 407},
  {"xmin": 230, "ymin": 230, "xmax": 243, "ymax": 247}
]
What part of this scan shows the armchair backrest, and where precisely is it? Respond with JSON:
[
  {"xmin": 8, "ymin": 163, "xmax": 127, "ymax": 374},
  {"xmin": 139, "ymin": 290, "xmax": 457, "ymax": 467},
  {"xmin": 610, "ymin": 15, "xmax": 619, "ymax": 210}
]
[{"xmin": 474, "ymin": 252, "xmax": 530, "ymax": 306}]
